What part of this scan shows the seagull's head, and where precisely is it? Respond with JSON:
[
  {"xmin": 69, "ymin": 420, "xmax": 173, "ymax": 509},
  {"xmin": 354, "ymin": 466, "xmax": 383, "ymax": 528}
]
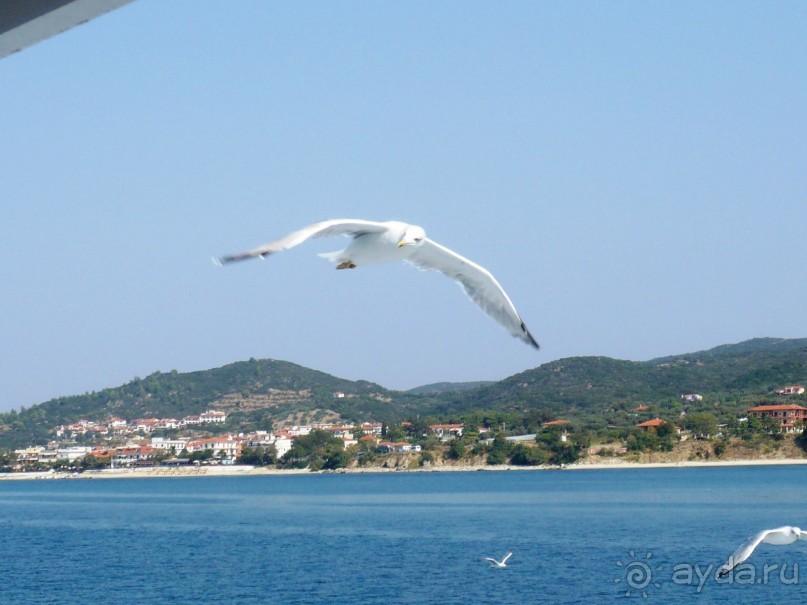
[{"xmin": 397, "ymin": 225, "xmax": 426, "ymax": 248}]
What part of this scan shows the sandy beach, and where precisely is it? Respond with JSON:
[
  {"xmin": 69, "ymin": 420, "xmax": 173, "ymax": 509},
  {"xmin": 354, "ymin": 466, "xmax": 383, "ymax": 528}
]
[{"xmin": 2, "ymin": 457, "xmax": 807, "ymax": 481}]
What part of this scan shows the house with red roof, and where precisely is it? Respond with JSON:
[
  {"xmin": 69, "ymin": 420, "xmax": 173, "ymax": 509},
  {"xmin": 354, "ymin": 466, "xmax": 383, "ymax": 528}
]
[
  {"xmin": 542, "ymin": 419, "xmax": 571, "ymax": 427},
  {"xmin": 359, "ymin": 434, "xmax": 381, "ymax": 446},
  {"xmin": 185, "ymin": 435, "xmax": 242, "ymax": 460},
  {"xmin": 636, "ymin": 418, "xmax": 666, "ymax": 432},
  {"xmin": 112, "ymin": 446, "xmax": 160, "ymax": 467},
  {"xmin": 747, "ymin": 404, "xmax": 807, "ymax": 431}
]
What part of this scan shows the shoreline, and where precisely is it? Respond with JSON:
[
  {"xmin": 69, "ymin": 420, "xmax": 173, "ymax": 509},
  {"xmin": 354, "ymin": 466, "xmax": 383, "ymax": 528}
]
[{"xmin": 2, "ymin": 457, "xmax": 807, "ymax": 481}]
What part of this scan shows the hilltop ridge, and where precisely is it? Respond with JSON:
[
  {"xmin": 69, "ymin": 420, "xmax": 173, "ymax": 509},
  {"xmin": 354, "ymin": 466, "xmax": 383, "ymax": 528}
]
[{"xmin": 0, "ymin": 337, "xmax": 805, "ymax": 449}]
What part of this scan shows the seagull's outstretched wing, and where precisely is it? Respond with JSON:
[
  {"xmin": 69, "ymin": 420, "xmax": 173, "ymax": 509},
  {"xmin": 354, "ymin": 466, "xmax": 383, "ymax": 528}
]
[
  {"xmin": 719, "ymin": 529, "xmax": 777, "ymax": 576},
  {"xmin": 484, "ymin": 558, "xmax": 498, "ymax": 564},
  {"xmin": 501, "ymin": 552, "xmax": 513, "ymax": 564},
  {"xmin": 408, "ymin": 239, "xmax": 539, "ymax": 349},
  {"xmin": 215, "ymin": 219, "xmax": 389, "ymax": 264}
]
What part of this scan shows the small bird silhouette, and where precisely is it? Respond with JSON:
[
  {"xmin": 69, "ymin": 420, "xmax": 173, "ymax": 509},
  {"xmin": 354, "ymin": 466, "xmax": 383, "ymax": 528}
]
[{"xmin": 485, "ymin": 552, "xmax": 513, "ymax": 568}]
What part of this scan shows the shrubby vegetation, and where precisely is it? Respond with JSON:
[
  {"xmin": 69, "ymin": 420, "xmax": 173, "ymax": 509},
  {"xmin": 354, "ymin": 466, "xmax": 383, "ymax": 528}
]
[
  {"xmin": 277, "ymin": 430, "xmax": 350, "ymax": 471},
  {"xmin": 0, "ymin": 449, "xmax": 16, "ymax": 472},
  {"xmin": 237, "ymin": 446, "xmax": 277, "ymax": 466}
]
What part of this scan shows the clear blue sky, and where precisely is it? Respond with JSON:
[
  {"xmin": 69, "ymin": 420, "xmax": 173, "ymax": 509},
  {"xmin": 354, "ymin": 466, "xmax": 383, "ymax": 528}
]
[{"xmin": 1, "ymin": 1, "xmax": 806, "ymax": 412}]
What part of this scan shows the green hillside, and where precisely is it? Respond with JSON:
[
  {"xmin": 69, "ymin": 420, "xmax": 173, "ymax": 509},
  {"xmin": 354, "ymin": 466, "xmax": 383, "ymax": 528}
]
[
  {"xmin": 423, "ymin": 338, "xmax": 807, "ymax": 423},
  {"xmin": 1, "ymin": 338, "xmax": 805, "ymax": 449},
  {"xmin": 0, "ymin": 359, "xmax": 414, "ymax": 449},
  {"xmin": 406, "ymin": 381, "xmax": 495, "ymax": 395}
]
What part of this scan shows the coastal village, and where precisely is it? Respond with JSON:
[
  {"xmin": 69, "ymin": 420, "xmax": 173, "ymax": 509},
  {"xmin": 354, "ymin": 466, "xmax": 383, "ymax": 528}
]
[
  {"xmin": 5, "ymin": 384, "xmax": 807, "ymax": 473},
  {"xmin": 10, "ymin": 407, "xmax": 466, "ymax": 471}
]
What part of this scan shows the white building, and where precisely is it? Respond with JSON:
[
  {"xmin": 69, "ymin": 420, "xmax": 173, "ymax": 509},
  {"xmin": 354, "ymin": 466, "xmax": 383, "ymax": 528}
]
[
  {"xmin": 157, "ymin": 418, "xmax": 180, "ymax": 429},
  {"xmin": 360, "ymin": 422, "xmax": 384, "ymax": 436},
  {"xmin": 150, "ymin": 437, "xmax": 188, "ymax": 453},
  {"xmin": 185, "ymin": 436, "xmax": 241, "ymax": 459},
  {"xmin": 429, "ymin": 424, "xmax": 464, "ymax": 441},
  {"xmin": 200, "ymin": 410, "xmax": 227, "ymax": 423},
  {"xmin": 56, "ymin": 446, "xmax": 93, "ymax": 461},
  {"xmin": 272, "ymin": 433, "xmax": 295, "ymax": 457},
  {"xmin": 378, "ymin": 442, "xmax": 421, "ymax": 453}
]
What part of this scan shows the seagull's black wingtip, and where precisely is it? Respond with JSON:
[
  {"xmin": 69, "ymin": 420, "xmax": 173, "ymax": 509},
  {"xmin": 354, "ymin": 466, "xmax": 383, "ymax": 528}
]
[{"xmin": 521, "ymin": 322, "xmax": 540, "ymax": 350}]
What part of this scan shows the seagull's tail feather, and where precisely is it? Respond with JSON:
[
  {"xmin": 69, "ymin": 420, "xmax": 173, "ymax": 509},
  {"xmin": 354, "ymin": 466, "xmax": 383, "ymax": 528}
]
[{"xmin": 317, "ymin": 250, "xmax": 344, "ymax": 264}]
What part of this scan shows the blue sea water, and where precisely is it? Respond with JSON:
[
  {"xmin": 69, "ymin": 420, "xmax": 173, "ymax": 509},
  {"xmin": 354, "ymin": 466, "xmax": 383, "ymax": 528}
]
[{"xmin": 1, "ymin": 466, "xmax": 806, "ymax": 604}]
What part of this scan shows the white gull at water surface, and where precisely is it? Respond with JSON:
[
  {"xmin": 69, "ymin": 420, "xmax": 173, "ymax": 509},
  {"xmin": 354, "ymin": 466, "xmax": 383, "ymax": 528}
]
[{"xmin": 484, "ymin": 552, "xmax": 513, "ymax": 568}]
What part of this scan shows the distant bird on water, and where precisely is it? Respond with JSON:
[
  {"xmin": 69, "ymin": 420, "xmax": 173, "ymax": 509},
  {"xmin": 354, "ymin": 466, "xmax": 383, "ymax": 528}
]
[
  {"xmin": 718, "ymin": 526, "xmax": 805, "ymax": 577},
  {"xmin": 485, "ymin": 552, "xmax": 513, "ymax": 568},
  {"xmin": 215, "ymin": 219, "xmax": 539, "ymax": 349}
]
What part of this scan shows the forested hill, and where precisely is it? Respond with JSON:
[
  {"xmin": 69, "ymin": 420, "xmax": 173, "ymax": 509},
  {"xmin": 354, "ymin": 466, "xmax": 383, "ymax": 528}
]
[
  {"xmin": 1, "ymin": 338, "xmax": 806, "ymax": 449},
  {"xmin": 406, "ymin": 381, "xmax": 495, "ymax": 394},
  {"xmin": 413, "ymin": 338, "xmax": 807, "ymax": 418},
  {"xmin": 0, "ymin": 359, "xmax": 413, "ymax": 449}
]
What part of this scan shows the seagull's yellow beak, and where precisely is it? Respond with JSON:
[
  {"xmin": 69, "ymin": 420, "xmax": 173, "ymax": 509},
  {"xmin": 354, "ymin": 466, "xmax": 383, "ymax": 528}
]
[{"xmin": 397, "ymin": 241, "xmax": 408, "ymax": 248}]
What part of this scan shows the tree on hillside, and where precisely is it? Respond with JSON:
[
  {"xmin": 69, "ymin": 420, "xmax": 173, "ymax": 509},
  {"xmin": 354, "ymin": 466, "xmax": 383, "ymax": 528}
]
[
  {"xmin": 188, "ymin": 449, "xmax": 215, "ymax": 463},
  {"xmin": 487, "ymin": 434, "xmax": 512, "ymax": 465},
  {"xmin": 237, "ymin": 445, "xmax": 277, "ymax": 466},
  {"xmin": 405, "ymin": 418, "xmax": 431, "ymax": 438},
  {"xmin": 79, "ymin": 455, "xmax": 107, "ymax": 470},
  {"xmin": 0, "ymin": 449, "xmax": 16, "ymax": 472},
  {"xmin": 447, "ymin": 439, "xmax": 466, "ymax": 460},
  {"xmin": 384, "ymin": 424, "xmax": 407, "ymax": 442},
  {"xmin": 683, "ymin": 413, "xmax": 718, "ymax": 439},
  {"xmin": 278, "ymin": 430, "xmax": 349, "ymax": 471},
  {"xmin": 509, "ymin": 444, "xmax": 547, "ymax": 466}
]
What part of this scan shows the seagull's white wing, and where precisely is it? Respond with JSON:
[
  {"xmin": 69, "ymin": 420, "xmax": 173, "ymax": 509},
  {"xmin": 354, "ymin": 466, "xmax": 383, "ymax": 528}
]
[
  {"xmin": 501, "ymin": 552, "xmax": 513, "ymax": 564},
  {"xmin": 215, "ymin": 219, "xmax": 389, "ymax": 264},
  {"xmin": 484, "ymin": 558, "xmax": 498, "ymax": 564},
  {"xmin": 407, "ymin": 239, "xmax": 539, "ymax": 349},
  {"xmin": 719, "ymin": 529, "xmax": 773, "ymax": 575}
]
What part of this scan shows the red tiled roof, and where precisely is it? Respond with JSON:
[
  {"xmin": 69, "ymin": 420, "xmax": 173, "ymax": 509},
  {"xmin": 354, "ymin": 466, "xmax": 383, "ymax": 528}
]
[
  {"xmin": 636, "ymin": 418, "xmax": 665, "ymax": 428},
  {"xmin": 748, "ymin": 404, "xmax": 807, "ymax": 412}
]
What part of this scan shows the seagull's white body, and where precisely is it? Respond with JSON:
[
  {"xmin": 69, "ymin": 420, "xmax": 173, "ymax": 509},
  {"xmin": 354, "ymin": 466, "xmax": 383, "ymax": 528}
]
[
  {"xmin": 216, "ymin": 219, "xmax": 539, "ymax": 348},
  {"xmin": 718, "ymin": 526, "xmax": 805, "ymax": 577},
  {"xmin": 485, "ymin": 552, "xmax": 513, "ymax": 568}
]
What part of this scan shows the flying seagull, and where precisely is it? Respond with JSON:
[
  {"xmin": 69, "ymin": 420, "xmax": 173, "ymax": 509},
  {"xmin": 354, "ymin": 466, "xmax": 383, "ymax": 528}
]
[
  {"xmin": 215, "ymin": 219, "xmax": 539, "ymax": 348},
  {"xmin": 718, "ymin": 526, "xmax": 805, "ymax": 577},
  {"xmin": 485, "ymin": 552, "xmax": 513, "ymax": 568}
]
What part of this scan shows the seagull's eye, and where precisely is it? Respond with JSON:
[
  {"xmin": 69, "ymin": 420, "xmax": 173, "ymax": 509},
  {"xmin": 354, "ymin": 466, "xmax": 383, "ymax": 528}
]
[{"xmin": 414, "ymin": 237, "xmax": 423, "ymax": 242}]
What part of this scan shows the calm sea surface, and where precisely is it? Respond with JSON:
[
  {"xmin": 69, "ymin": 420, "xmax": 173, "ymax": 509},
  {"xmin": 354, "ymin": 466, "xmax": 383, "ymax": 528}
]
[{"xmin": 1, "ymin": 466, "xmax": 806, "ymax": 604}]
